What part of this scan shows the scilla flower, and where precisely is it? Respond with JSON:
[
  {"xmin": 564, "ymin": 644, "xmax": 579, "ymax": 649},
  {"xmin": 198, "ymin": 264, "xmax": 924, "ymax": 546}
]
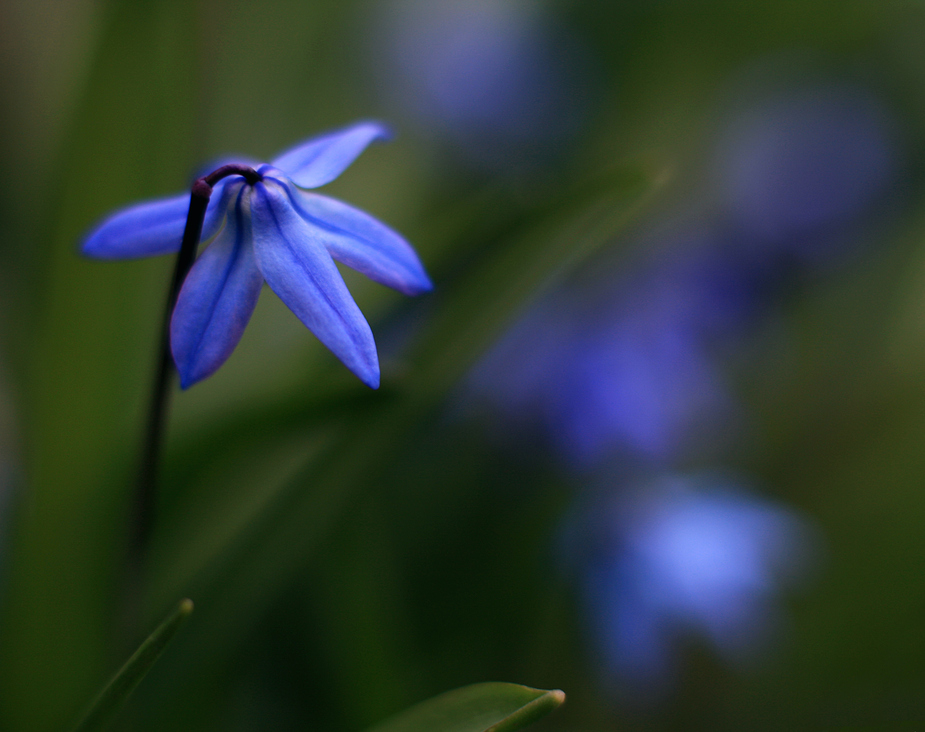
[
  {"xmin": 572, "ymin": 474, "xmax": 814, "ymax": 698},
  {"xmin": 83, "ymin": 122, "xmax": 432, "ymax": 388}
]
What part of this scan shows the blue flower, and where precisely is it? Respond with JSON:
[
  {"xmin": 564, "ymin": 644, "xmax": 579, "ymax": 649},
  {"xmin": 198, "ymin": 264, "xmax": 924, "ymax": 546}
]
[
  {"xmin": 82, "ymin": 122, "xmax": 432, "ymax": 389},
  {"xmin": 716, "ymin": 81, "xmax": 898, "ymax": 262},
  {"xmin": 466, "ymin": 232, "xmax": 749, "ymax": 466},
  {"xmin": 570, "ymin": 473, "xmax": 814, "ymax": 699},
  {"xmin": 370, "ymin": 0, "xmax": 589, "ymax": 171}
]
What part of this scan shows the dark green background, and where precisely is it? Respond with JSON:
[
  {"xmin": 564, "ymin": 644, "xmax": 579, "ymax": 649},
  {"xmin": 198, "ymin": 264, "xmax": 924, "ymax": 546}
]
[{"xmin": 2, "ymin": 1, "xmax": 925, "ymax": 730}]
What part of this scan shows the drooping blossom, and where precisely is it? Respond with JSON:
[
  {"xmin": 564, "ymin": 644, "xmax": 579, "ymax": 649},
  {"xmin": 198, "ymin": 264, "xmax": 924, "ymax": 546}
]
[{"xmin": 83, "ymin": 122, "xmax": 432, "ymax": 389}]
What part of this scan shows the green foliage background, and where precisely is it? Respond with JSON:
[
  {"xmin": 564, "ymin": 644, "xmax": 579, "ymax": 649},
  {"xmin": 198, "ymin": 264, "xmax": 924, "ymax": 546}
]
[{"xmin": 3, "ymin": 1, "xmax": 925, "ymax": 730}]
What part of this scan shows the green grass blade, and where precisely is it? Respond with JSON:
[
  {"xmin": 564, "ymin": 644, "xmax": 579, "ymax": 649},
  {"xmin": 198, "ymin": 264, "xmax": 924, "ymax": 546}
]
[
  {"xmin": 367, "ymin": 683, "xmax": 565, "ymax": 732},
  {"xmin": 70, "ymin": 599, "xmax": 194, "ymax": 732}
]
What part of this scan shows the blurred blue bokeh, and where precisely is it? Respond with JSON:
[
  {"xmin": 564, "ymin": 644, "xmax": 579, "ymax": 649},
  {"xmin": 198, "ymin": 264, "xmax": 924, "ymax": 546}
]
[
  {"xmin": 570, "ymin": 473, "xmax": 813, "ymax": 699},
  {"xmin": 465, "ymin": 63, "xmax": 905, "ymax": 706},
  {"xmin": 717, "ymin": 80, "xmax": 899, "ymax": 263},
  {"xmin": 368, "ymin": 0, "xmax": 591, "ymax": 171}
]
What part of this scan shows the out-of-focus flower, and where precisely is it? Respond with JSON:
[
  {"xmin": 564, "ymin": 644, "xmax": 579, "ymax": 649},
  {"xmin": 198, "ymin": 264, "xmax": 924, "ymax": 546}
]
[
  {"xmin": 83, "ymin": 122, "xmax": 432, "ymax": 389},
  {"xmin": 467, "ymin": 72, "xmax": 903, "ymax": 469},
  {"xmin": 468, "ymin": 231, "xmax": 759, "ymax": 466},
  {"xmin": 550, "ymin": 315, "xmax": 730, "ymax": 464},
  {"xmin": 572, "ymin": 473, "xmax": 813, "ymax": 698},
  {"xmin": 716, "ymin": 81, "xmax": 899, "ymax": 263},
  {"xmin": 370, "ymin": 0, "xmax": 589, "ymax": 170}
]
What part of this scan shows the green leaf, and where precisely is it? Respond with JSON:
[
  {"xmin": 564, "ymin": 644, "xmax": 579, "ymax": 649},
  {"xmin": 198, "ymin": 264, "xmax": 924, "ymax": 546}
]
[
  {"xmin": 367, "ymin": 683, "xmax": 565, "ymax": 732},
  {"xmin": 70, "ymin": 599, "xmax": 194, "ymax": 732}
]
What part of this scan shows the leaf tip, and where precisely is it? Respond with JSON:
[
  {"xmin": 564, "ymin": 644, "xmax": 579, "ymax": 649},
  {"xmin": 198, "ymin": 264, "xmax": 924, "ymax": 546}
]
[{"xmin": 178, "ymin": 598, "xmax": 194, "ymax": 616}]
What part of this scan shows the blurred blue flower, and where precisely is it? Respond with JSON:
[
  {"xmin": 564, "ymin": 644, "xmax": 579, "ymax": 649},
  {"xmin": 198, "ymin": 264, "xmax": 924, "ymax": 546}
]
[
  {"xmin": 573, "ymin": 473, "xmax": 813, "ymax": 698},
  {"xmin": 370, "ymin": 0, "xmax": 589, "ymax": 170},
  {"xmin": 549, "ymin": 314, "xmax": 730, "ymax": 464},
  {"xmin": 716, "ymin": 82, "xmax": 899, "ymax": 263},
  {"xmin": 83, "ymin": 122, "xmax": 432, "ymax": 389},
  {"xmin": 466, "ymin": 76, "xmax": 902, "ymax": 468},
  {"xmin": 468, "ymin": 231, "xmax": 760, "ymax": 466}
]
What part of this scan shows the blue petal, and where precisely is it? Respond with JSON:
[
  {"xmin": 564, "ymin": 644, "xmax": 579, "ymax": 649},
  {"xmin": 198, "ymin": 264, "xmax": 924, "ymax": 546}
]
[
  {"xmin": 81, "ymin": 178, "xmax": 240, "ymax": 260},
  {"xmin": 170, "ymin": 187, "xmax": 263, "ymax": 388},
  {"xmin": 202, "ymin": 178, "xmax": 243, "ymax": 240},
  {"xmin": 284, "ymin": 185, "xmax": 433, "ymax": 295},
  {"xmin": 270, "ymin": 121, "xmax": 392, "ymax": 189},
  {"xmin": 250, "ymin": 180, "xmax": 380, "ymax": 388},
  {"xmin": 82, "ymin": 193, "xmax": 189, "ymax": 259}
]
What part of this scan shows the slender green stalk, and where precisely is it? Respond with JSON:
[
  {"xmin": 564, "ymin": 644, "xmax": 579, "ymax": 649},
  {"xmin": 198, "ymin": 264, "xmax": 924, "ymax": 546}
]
[{"xmin": 72, "ymin": 599, "xmax": 194, "ymax": 732}]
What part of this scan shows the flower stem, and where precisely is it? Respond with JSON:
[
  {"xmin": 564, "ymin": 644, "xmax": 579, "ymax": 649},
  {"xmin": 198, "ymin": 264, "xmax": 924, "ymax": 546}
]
[
  {"xmin": 129, "ymin": 181, "xmax": 210, "ymax": 572},
  {"xmin": 127, "ymin": 164, "xmax": 263, "ymax": 589}
]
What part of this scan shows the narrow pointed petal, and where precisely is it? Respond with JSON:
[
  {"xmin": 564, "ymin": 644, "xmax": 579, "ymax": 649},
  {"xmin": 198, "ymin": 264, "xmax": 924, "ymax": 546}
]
[
  {"xmin": 250, "ymin": 180, "xmax": 380, "ymax": 388},
  {"xmin": 271, "ymin": 121, "xmax": 392, "ymax": 189},
  {"xmin": 82, "ymin": 193, "xmax": 190, "ymax": 259},
  {"xmin": 201, "ymin": 177, "xmax": 244, "ymax": 242},
  {"xmin": 285, "ymin": 186, "xmax": 433, "ymax": 295},
  {"xmin": 82, "ymin": 178, "xmax": 240, "ymax": 259},
  {"xmin": 170, "ymin": 190, "xmax": 263, "ymax": 388}
]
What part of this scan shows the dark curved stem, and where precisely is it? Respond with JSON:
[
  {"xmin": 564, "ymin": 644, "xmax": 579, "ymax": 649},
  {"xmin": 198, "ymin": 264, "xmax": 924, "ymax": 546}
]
[
  {"xmin": 129, "ymin": 183, "xmax": 208, "ymax": 569},
  {"xmin": 128, "ymin": 165, "xmax": 262, "ymax": 576},
  {"xmin": 203, "ymin": 163, "xmax": 262, "ymax": 188}
]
